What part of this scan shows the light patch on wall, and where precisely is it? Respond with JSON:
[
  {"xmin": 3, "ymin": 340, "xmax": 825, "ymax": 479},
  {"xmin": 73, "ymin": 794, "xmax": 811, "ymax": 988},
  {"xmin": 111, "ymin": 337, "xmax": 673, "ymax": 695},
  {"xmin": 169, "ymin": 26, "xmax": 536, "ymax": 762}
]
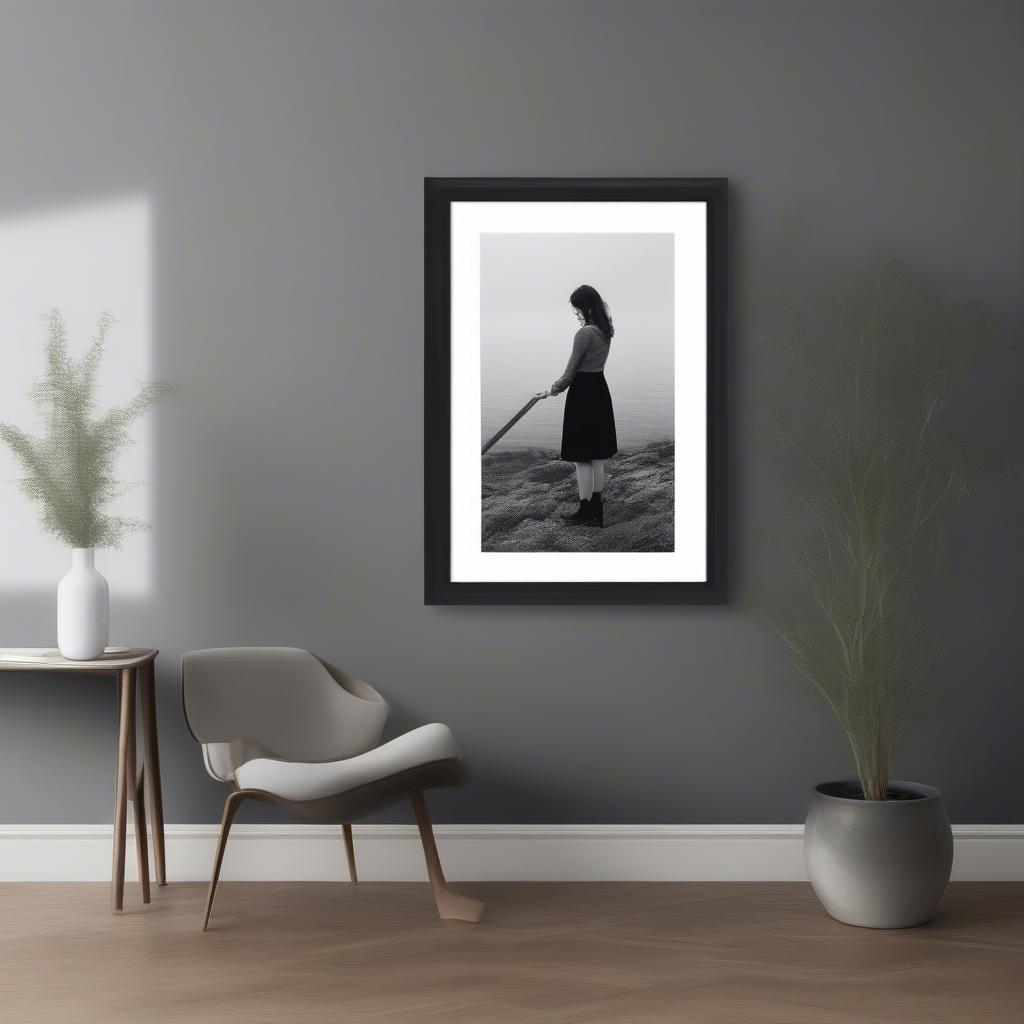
[{"xmin": 0, "ymin": 194, "xmax": 154, "ymax": 594}]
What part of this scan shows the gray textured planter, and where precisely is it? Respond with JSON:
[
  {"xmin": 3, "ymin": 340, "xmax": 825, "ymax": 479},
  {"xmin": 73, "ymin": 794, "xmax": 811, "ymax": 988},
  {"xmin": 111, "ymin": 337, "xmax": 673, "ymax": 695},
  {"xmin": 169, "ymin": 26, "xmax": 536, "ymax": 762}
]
[{"xmin": 804, "ymin": 779, "xmax": 953, "ymax": 929}]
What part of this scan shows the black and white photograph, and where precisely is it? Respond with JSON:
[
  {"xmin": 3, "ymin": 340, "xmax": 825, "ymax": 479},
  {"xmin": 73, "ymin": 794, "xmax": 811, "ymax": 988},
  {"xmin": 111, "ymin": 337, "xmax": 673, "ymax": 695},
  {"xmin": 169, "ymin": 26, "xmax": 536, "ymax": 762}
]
[
  {"xmin": 425, "ymin": 178, "xmax": 726, "ymax": 603},
  {"xmin": 481, "ymin": 233, "xmax": 675, "ymax": 554}
]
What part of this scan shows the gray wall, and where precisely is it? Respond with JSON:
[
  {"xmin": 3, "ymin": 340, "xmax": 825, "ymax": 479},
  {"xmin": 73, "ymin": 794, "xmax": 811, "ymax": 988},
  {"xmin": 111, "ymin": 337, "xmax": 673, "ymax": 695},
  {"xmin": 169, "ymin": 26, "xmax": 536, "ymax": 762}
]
[{"xmin": 1, "ymin": 0, "xmax": 1020, "ymax": 825}]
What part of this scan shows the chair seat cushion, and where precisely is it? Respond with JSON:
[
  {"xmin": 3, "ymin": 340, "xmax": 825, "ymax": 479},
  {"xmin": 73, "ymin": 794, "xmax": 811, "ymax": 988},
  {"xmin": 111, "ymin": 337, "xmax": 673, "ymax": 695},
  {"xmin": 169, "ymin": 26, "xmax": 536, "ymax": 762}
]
[{"xmin": 233, "ymin": 723, "xmax": 460, "ymax": 803}]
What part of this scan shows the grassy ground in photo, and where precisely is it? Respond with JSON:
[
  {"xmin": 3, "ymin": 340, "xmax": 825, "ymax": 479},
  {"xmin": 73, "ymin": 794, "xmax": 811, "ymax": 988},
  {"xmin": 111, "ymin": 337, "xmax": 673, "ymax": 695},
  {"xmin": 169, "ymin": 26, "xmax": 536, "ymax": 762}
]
[{"xmin": 482, "ymin": 439, "xmax": 674, "ymax": 553}]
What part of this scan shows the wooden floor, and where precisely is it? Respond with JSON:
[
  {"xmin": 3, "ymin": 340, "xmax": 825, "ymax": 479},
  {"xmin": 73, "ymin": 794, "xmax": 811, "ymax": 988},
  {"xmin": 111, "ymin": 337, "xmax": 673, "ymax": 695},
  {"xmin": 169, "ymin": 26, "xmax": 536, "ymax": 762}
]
[{"xmin": 0, "ymin": 882, "xmax": 1021, "ymax": 1023}]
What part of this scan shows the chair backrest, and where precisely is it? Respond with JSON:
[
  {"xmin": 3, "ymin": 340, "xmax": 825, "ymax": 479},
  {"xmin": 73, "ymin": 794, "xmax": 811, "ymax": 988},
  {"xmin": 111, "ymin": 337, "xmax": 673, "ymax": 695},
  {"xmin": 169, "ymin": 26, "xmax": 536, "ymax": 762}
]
[{"xmin": 182, "ymin": 648, "xmax": 389, "ymax": 780}]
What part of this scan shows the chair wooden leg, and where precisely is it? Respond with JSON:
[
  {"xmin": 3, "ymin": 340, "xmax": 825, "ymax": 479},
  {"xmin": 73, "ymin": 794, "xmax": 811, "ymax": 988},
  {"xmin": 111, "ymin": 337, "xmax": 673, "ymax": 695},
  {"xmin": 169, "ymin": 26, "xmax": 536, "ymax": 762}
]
[
  {"xmin": 342, "ymin": 823, "xmax": 357, "ymax": 883},
  {"xmin": 410, "ymin": 791, "xmax": 484, "ymax": 923},
  {"xmin": 203, "ymin": 792, "xmax": 245, "ymax": 932},
  {"xmin": 111, "ymin": 668, "xmax": 135, "ymax": 914}
]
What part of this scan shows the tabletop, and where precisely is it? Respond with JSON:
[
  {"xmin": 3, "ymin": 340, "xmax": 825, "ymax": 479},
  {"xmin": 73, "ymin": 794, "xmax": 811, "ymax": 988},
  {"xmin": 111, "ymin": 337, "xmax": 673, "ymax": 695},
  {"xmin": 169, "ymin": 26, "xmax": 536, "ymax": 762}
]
[{"xmin": 0, "ymin": 647, "xmax": 159, "ymax": 672}]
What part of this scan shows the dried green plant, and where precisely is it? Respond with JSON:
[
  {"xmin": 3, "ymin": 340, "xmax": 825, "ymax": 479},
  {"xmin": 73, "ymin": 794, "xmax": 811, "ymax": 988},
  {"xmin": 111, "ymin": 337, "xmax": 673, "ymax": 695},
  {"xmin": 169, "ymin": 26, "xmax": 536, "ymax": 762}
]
[
  {"xmin": 0, "ymin": 310, "xmax": 172, "ymax": 550},
  {"xmin": 767, "ymin": 257, "xmax": 993, "ymax": 800}
]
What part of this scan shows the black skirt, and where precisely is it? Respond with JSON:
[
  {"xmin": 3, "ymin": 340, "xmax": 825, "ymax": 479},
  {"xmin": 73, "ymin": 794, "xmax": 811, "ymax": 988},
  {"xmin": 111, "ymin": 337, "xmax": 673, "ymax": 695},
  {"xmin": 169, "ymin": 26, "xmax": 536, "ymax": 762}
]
[{"xmin": 560, "ymin": 371, "xmax": 618, "ymax": 462}]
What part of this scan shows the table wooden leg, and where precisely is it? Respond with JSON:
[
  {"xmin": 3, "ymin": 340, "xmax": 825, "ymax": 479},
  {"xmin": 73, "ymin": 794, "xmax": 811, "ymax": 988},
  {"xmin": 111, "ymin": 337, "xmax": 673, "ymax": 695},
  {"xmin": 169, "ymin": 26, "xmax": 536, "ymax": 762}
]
[
  {"xmin": 139, "ymin": 658, "xmax": 167, "ymax": 886},
  {"xmin": 112, "ymin": 668, "xmax": 135, "ymax": 914},
  {"xmin": 127, "ymin": 686, "xmax": 151, "ymax": 904}
]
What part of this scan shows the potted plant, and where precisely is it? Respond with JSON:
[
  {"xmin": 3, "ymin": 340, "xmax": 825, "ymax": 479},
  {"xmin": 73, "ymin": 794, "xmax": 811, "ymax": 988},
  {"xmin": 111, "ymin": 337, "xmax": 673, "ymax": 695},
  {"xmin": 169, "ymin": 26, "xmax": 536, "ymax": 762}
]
[
  {"xmin": 0, "ymin": 310, "xmax": 171, "ymax": 660},
  {"xmin": 767, "ymin": 257, "xmax": 992, "ymax": 928}
]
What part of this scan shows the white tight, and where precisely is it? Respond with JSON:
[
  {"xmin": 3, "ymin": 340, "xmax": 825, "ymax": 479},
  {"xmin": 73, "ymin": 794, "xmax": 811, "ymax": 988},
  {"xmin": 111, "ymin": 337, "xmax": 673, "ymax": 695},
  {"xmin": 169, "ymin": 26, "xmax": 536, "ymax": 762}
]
[{"xmin": 574, "ymin": 460, "xmax": 606, "ymax": 500}]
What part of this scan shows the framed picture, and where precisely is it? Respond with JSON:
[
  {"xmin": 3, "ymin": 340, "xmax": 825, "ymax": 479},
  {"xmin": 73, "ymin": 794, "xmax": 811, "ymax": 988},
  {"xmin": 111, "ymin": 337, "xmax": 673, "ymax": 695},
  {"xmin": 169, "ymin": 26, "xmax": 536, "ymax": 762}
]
[{"xmin": 425, "ymin": 177, "xmax": 727, "ymax": 604}]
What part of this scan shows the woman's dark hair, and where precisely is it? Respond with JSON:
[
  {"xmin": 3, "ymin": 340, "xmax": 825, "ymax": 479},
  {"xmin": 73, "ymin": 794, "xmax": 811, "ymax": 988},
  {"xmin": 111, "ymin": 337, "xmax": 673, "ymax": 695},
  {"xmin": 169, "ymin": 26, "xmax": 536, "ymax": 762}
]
[{"xmin": 569, "ymin": 284, "xmax": 614, "ymax": 339}]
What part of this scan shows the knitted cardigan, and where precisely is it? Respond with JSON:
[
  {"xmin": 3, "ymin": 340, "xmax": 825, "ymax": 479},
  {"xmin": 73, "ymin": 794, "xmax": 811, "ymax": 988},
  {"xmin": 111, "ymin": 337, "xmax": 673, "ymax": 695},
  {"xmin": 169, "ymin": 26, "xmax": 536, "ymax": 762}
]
[{"xmin": 550, "ymin": 325, "xmax": 611, "ymax": 395}]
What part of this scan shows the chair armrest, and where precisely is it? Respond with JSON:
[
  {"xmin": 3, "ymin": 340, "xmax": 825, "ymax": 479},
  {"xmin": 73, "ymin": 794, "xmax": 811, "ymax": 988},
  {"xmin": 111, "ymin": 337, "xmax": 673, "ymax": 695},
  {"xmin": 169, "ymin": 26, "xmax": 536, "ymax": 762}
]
[{"xmin": 201, "ymin": 737, "xmax": 275, "ymax": 783}]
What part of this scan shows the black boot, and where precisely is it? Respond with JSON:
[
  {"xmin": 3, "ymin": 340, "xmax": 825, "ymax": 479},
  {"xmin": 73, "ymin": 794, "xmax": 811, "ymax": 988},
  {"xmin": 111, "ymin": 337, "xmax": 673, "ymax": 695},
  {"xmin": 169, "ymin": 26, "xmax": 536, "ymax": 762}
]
[
  {"xmin": 561, "ymin": 497, "xmax": 593, "ymax": 524},
  {"xmin": 584, "ymin": 492, "xmax": 604, "ymax": 527}
]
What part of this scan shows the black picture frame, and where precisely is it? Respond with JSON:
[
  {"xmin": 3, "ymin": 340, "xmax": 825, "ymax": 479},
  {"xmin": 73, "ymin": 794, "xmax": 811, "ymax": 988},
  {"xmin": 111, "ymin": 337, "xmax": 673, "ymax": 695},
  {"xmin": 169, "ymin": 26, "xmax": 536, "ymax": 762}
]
[{"xmin": 424, "ymin": 177, "xmax": 727, "ymax": 605}]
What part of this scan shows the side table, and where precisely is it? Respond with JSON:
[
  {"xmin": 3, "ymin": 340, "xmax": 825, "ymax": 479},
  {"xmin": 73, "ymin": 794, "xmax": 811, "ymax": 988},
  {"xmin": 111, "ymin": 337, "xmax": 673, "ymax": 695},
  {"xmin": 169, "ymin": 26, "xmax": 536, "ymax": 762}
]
[{"xmin": 0, "ymin": 647, "xmax": 166, "ymax": 912}]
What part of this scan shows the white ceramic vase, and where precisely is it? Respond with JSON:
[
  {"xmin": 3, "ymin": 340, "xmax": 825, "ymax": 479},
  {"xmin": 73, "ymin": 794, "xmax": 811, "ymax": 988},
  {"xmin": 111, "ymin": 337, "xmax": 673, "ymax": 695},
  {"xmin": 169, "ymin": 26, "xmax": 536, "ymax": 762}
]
[{"xmin": 57, "ymin": 548, "xmax": 109, "ymax": 660}]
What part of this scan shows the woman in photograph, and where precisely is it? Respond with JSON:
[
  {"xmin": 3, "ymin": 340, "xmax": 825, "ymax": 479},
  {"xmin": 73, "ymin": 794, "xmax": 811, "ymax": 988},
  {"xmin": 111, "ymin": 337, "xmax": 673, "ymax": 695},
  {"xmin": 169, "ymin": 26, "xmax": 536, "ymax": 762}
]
[{"xmin": 537, "ymin": 284, "xmax": 618, "ymax": 527}]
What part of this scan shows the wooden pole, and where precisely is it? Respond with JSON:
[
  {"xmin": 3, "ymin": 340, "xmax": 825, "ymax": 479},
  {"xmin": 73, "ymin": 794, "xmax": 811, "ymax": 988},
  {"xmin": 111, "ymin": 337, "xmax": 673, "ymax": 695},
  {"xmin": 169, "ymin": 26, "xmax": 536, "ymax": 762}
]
[{"xmin": 481, "ymin": 395, "xmax": 542, "ymax": 455}]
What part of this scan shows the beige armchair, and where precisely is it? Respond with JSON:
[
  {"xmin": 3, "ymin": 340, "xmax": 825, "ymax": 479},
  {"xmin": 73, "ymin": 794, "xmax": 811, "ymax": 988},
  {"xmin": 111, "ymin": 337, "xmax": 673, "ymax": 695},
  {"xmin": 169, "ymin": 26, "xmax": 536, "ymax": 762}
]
[{"xmin": 182, "ymin": 647, "xmax": 484, "ymax": 929}]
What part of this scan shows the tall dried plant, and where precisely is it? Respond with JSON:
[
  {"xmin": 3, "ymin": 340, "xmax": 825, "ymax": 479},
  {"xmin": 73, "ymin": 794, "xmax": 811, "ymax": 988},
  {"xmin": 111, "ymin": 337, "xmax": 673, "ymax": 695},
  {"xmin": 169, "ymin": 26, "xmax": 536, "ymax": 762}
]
[
  {"xmin": 0, "ymin": 310, "xmax": 172, "ymax": 550},
  {"xmin": 767, "ymin": 258, "xmax": 992, "ymax": 800}
]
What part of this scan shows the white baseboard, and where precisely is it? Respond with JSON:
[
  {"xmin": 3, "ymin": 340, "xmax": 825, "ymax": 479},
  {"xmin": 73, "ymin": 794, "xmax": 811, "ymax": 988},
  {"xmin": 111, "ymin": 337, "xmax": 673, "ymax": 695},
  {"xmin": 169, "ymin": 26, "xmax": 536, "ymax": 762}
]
[{"xmin": 0, "ymin": 824, "xmax": 1020, "ymax": 882}]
